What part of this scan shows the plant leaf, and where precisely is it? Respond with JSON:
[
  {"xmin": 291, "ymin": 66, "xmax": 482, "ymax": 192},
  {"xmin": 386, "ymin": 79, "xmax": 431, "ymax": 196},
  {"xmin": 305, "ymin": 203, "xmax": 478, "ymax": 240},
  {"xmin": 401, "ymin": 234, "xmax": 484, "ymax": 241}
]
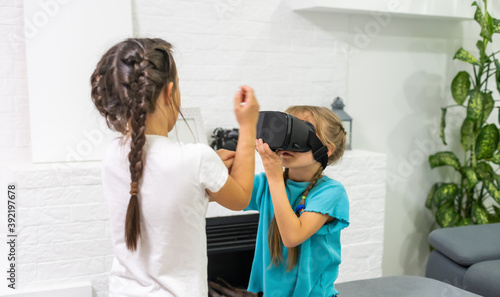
[
  {"xmin": 456, "ymin": 217, "xmax": 474, "ymax": 226},
  {"xmin": 461, "ymin": 117, "xmax": 475, "ymax": 151},
  {"xmin": 440, "ymin": 108, "xmax": 447, "ymax": 145},
  {"xmin": 484, "ymin": 179, "xmax": 500, "ymax": 205},
  {"xmin": 475, "ymin": 123, "xmax": 499, "ymax": 160},
  {"xmin": 482, "ymin": 92, "xmax": 494, "ymax": 123},
  {"xmin": 491, "ymin": 151, "xmax": 500, "ymax": 164},
  {"xmin": 495, "ymin": 58, "xmax": 500, "ymax": 95},
  {"xmin": 467, "ymin": 90, "xmax": 484, "ymax": 122},
  {"xmin": 493, "ymin": 17, "xmax": 500, "ymax": 33},
  {"xmin": 490, "ymin": 207, "xmax": 500, "ymax": 223},
  {"xmin": 429, "ymin": 151, "xmax": 461, "ymax": 170},
  {"xmin": 436, "ymin": 202, "xmax": 459, "ymax": 228},
  {"xmin": 497, "ymin": 70, "xmax": 500, "ymax": 96},
  {"xmin": 476, "ymin": 162, "xmax": 494, "ymax": 180},
  {"xmin": 472, "ymin": 203, "xmax": 489, "ymax": 224},
  {"xmin": 451, "ymin": 71, "xmax": 471, "ymax": 105},
  {"xmin": 487, "ymin": 214, "xmax": 500, "ymax": 223},
  {"xmin": 463, "ymin": 167, "xmax": 479, "ymax": 188},
  {"xmin": 472, "ymin": 2, "xmax": 492, "ymax": 42},
  {"xmin": 426, "ymin": 183, "xmax": 438, "ymax": 210},
  {"xmin": 493, "ymin": 173, "xmax": 500, "ymax": 187},
  {"xmin": 453, "ymin": 48, "xmax": 480, "ymax": 66},
  {"xmin": 477, "ymin": 40, "xmax": 488, "ymax": 63},
  {"xmin": 486, "ymin": 11, "xmax": 495, "ymax": 40},
  {"xmin": 435, "ymin": 183, "xmax": 459, "ymax": 206}
]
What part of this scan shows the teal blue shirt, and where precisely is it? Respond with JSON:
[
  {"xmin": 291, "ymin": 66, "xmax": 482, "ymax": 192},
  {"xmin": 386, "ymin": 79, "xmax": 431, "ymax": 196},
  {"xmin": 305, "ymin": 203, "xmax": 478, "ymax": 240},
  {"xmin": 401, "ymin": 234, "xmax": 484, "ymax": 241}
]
[{"xmin": 245, "ymin": 172, "xmax": 349, "ymax": 297}]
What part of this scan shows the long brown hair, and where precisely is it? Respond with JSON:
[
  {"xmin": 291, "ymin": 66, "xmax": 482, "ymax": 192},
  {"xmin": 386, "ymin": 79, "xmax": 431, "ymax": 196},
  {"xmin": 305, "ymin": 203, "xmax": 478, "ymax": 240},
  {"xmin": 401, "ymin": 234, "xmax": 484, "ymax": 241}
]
[
  {"xmin": 268, "ymin": 106, "xmax": 346, "ymax": 270},
  {"xmin": 90, "ymin": 38, "xmax": 178, "ymax": 251}
]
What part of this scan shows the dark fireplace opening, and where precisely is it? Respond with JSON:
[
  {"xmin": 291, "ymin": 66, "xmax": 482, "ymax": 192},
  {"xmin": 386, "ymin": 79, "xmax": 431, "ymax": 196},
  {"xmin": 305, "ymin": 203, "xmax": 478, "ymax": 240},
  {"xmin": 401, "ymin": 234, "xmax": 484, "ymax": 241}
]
[
  {"xmin": 206, "ymin": 213, "xmax": 259, "ymax": 289},
  {"xmin": 208, "ymin": 249, "xmax": 255, "ymax": 288}
]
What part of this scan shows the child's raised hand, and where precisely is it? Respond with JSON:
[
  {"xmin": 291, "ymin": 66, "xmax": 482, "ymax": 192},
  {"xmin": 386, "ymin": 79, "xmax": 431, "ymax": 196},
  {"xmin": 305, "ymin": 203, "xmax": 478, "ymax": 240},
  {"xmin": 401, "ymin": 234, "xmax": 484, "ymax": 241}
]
[
  {"xmin": 255, "ymin": 138, "xmax": 283, "ymax": 179},
  {"xmin": 234, "ymin": 85, "xmax": 259, "ymax": 128}
]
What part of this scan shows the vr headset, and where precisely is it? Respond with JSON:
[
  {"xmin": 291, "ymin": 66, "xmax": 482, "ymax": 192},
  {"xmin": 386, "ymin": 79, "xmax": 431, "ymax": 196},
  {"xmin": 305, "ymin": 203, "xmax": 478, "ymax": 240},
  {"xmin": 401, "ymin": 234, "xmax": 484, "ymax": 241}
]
[{"xmin": 256, "ymin": 111, "xmax": 329, "ymax": 168}]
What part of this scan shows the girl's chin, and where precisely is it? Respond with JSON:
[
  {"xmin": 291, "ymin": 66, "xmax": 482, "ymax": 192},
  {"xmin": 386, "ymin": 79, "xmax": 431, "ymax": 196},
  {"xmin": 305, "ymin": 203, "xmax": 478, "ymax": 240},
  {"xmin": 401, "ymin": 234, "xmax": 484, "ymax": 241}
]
[{"xmin": 280, "ymin": 159, "xmax": 294, "ymax": 168}]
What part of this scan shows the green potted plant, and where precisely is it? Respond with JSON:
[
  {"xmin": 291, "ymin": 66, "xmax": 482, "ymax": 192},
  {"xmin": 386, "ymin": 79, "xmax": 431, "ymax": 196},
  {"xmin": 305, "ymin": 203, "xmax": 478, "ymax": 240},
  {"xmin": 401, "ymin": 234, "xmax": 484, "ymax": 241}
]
[{"xmin": 427, "ymin": 0, "xmax": 500, "ymax": 227}]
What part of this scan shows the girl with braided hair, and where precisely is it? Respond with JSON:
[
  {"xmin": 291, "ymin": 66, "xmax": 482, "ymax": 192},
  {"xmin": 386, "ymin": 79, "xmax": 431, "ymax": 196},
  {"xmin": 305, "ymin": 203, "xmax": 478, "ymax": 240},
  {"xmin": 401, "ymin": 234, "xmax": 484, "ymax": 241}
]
[
  {"xmin": 246, "ymin": 106, "xmax": 349, "ymax": 297},
  {"xmin": 90, "ymin": 38, "xmax": 259, "ymax": 296}
]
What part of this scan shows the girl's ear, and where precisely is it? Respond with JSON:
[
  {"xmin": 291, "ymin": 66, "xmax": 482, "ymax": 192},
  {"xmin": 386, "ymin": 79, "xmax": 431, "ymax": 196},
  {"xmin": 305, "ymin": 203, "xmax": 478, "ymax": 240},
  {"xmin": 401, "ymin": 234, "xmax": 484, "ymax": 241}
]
[
  {"xmin": 327, "ymin": 144, "xmax": 335, "ymax": 157},
  {"xmin": 164, "ymin": 82, "xmax": 174, "ymax": 105}
]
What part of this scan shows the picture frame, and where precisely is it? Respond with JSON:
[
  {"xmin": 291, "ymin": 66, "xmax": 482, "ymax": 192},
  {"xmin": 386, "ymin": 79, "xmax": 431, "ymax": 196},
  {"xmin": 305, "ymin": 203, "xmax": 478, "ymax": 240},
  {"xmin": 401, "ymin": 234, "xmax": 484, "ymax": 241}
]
[{"xmin": 169, "ymin": 107, "xmax": 208, "ymax": 145}]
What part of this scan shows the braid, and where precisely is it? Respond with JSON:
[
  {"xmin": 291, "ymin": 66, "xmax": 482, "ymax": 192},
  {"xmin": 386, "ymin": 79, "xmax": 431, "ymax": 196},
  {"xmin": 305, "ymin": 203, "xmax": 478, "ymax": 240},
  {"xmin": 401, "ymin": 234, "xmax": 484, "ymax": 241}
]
[
  {"xmin": 90, "ymin": 43, "xmax": 129, "ymax": 133},
  {"xmin": 90, "ymin": 38, "xmax": 178, "ymax": 252},
  {"xmin": 122, "ymin": 41, "xmax": 149, "ymax": 252},
  {"xmin": 268, "ymin": 167, "xmax": 324, "ymax": 271},
  {"xmin": 125, "ymin": 98, "xmax": 147, "ymax": 251},
  {"xmin": 268, "ymin": 168, "xmax": 288, "ymax": 267},
  {"xmin": 286, "ymin": 166, "xmax": 323, "ymax": 270},
  {"xmin": 301, "ymin": 167, "xmax": 323, "ymax": 198}
]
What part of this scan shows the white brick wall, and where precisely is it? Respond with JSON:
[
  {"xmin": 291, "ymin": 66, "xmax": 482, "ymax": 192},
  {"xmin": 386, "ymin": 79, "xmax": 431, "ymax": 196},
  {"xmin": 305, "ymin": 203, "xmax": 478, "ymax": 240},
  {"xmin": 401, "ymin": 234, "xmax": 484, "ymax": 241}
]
[
  {"xmin": 330, "ymin": 150, "xmax": 387, "ymax": 282},
  {"xmin": 8, "ymin": 162, "xmax": 110, "ymax": 296},
  {"xmin": 1, "ymin": 0, "xmax": 386, "ymax": 295},
  {"xmin": 0, "ymin": 0, "xmax": 31, "ymax": 164},
  {"xmin": 132, "ymin": 0, "xmax": 349, "ymax": 131}
]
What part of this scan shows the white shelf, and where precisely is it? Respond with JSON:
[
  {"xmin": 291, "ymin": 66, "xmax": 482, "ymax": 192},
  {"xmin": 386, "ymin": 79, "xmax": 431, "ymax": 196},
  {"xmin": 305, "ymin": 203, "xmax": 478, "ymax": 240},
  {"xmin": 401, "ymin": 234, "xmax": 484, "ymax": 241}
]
[{"xmin": 290, "ymin": 0, "xmax": 475, "ymax": 21}]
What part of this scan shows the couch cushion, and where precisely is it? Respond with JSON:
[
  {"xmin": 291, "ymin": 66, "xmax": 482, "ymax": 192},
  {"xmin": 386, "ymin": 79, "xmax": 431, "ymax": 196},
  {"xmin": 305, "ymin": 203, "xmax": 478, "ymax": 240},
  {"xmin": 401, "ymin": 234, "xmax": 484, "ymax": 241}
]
[
  {"xmin": 335, "ymin": 276, "xmax": 481, "ymax": 297},
  {"xmin": 428, "ymin": 223, "xmax": 500, "ymax": 266},
  {"xmin": 463, "ymin": 259, "xmax": 500, "ymax": 297},
  {"xmin": 425, "ymin": 250, "xmax": 467, "ymax": 287}
]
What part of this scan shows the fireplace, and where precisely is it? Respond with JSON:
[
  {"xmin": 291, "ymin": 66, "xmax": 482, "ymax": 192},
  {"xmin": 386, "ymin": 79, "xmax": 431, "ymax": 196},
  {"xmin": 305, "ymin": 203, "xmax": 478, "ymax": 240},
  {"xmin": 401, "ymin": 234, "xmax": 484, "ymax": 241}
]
[{"xmin": 206, "ymin": 213, "xmax": 259, "ymax": 289}]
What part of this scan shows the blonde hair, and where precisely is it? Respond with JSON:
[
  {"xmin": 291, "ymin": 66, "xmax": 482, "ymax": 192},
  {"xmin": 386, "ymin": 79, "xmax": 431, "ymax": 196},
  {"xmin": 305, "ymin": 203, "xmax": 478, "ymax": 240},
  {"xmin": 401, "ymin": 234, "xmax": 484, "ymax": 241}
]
[
  {"xmin": 268, "ymin": 105, "xmax": 347, "ymax": 270},
  {"xmin": 285, "ymin": 105, "xmax": 346, "ymax": 166}
]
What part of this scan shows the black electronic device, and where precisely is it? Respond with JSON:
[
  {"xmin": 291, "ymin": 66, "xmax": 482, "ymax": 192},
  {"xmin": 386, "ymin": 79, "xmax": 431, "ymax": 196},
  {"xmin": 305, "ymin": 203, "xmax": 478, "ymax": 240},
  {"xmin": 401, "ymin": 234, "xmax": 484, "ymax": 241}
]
[
  {"xmin": 256, "ymin": 111, "xmax": 329, "ymax": 168},
  {"xmin": 210, "ymin": 127, "xmax": 239, "ymax": 151}
]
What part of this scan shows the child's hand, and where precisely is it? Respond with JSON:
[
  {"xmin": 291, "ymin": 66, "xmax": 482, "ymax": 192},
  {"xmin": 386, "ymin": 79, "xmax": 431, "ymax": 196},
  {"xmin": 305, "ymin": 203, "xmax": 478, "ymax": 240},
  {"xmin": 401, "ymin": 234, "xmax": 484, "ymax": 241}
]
[
  {"xmin": 216, "ymin": 149, "xmax": 235, "ymax": 173},
  {"xmin": 255, "ymin": 138, "xmax": 283, "ymax": 179},
  {"xmin": 234, "ymin": 85, "xmax": 259, "ymax": 128}
]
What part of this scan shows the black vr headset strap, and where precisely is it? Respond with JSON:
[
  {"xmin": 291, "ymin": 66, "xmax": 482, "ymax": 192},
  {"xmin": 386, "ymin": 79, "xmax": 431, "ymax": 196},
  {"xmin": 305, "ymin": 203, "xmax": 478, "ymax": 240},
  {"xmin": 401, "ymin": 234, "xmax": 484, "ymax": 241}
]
[{"xmin": 308, "ymin": 131, "xmax": 328, "ymax": 169}]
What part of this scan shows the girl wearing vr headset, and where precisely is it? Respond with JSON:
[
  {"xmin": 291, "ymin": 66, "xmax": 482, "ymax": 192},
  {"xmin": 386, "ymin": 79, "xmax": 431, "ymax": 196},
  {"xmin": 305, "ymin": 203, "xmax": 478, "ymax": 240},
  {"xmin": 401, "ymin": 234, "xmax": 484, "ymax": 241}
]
[
  {"xmin": 90, "ymin": 38, "xmax": 259, "ymax": 296},
  {"xmin": 248, "ymin": 106, "xmax": 349, "ymax": 297}
]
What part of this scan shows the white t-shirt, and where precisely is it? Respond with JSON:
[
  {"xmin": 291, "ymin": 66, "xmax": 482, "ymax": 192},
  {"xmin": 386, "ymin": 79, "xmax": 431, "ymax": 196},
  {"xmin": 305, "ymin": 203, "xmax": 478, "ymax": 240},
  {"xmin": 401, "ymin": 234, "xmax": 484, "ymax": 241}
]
[{"xmin": 102, "ymin": 134, "xmax": 228, "ymax": 297}]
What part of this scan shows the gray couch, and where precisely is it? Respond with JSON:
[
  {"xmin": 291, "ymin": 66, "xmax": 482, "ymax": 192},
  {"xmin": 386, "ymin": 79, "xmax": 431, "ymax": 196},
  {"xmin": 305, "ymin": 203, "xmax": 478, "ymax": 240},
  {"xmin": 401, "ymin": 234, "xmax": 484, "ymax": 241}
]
[
  {"xmin": 425, "ymin": 222, "xmax": 500, "ymax": 297},
  {"xmin": 336, "ymin": 276, "xmax": 481, "ymax": 297}
]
